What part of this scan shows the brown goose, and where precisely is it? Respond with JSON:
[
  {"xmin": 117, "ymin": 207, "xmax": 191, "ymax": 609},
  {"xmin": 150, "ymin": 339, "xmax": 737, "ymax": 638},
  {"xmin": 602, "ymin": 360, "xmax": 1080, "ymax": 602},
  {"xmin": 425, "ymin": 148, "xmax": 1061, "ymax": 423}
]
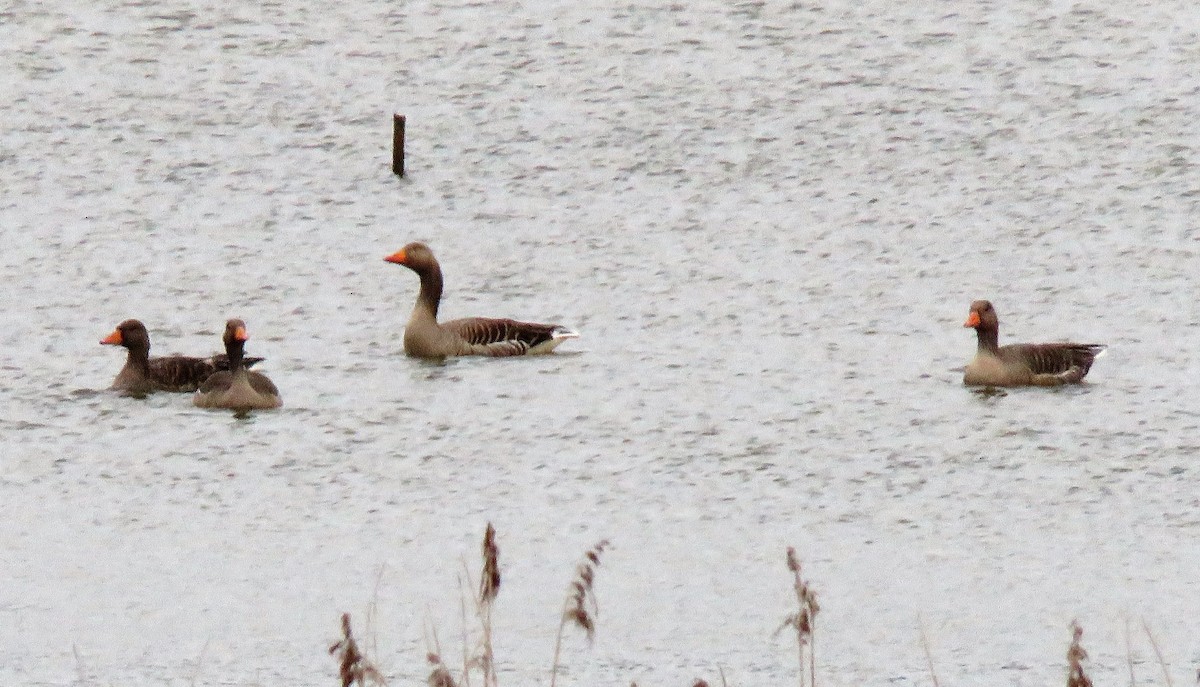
[
  {"xmin": 384, "ymin": 242, "xmax": 579, "ymax": 359},
  {"xmin": 193, "ymin": 319, "xmax": 282, "ymax": 410},
  {"xmin": 101, "ymin": 319, "xmax": 264, "ymax": 394},
  {"xmin": 962, "ymin": 300, "xmax": 1105, "ymax": 387}
]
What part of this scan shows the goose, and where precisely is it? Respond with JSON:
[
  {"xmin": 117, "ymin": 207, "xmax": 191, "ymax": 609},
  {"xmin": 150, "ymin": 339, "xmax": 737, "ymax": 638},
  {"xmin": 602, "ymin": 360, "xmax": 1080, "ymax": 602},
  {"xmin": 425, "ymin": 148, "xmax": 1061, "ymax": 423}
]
[
  {"xmin": 962, "ymin": 300, "xmax": 1105, "ymax": 386},
  {"xmin": 101, "ymin": 318, "xmax": 263, "ymax": 393},
  {"xmin": 193, "ymin": 319, "xmax": 281, "ymax": 410},
  {"xmin": 384, "ymin": 242, "xmax": 579, "ymax": 359}
]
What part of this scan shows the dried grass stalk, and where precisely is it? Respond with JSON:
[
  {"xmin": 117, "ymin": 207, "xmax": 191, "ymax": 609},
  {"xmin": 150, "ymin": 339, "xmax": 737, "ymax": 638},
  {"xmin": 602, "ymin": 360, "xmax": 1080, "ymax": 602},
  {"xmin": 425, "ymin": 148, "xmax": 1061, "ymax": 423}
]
[
  {"xmin": 550, "ymin": 539, "xmax": 611, "ymax": 687},
  {"xmin": 1124, "ymin": 617, "xmax": 1135, "ymax": 687},
  {"xmin": 690, "ymin": 672, "xmax": 728, "ymax": 687},
  {"xmin": 1141, "ymin": 619, "xmax": 1173, "ymax": 687},
  {"xmin": 425, "ymin": 620, "xmax": 466, "ymax": 687},
  {"xmin": 431, "ymin": 524, "xmax": 504, "ymax": 687},
  {"xmin": 329, "ymin": 613, "xmax": 386, "ymax": 687},
  {"xmin": 775, "ymin": 547, "xmax": 819, "ymax": 687},
  {"xmin": 1067, "ymin": 621, "xmax": 1093, "ymax": 687},
  {"xmin": 458, "ymin": 577, "xmax": 472, "ymax": 687},
  {"xmin": 918, "ymin": 617, "xmax": 941, "ymax": 687}
]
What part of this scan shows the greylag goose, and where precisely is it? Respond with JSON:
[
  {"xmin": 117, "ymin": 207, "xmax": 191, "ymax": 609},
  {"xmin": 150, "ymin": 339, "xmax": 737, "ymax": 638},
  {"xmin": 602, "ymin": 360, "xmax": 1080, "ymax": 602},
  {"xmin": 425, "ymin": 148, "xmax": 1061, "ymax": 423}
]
[
  {"xmin": 193, "ymin": 319, "xmax": 282, "ymax": 410},
  {"xmin": 962, "ymin": 300, "xmax": 1105, "ymax": 386},
  {"xmin": 101, "ymin": 319, "xmax": 264, "ymax": 393},
  {"xmin": 384, "ymin": 242, "xmax": 579, "ymax": 359}
]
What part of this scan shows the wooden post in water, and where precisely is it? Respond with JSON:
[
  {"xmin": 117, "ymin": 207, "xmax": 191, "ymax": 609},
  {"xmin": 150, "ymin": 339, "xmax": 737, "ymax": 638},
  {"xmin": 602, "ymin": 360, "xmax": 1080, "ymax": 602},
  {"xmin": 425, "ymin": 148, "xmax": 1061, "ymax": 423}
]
[{"xmin": 392, "ymin": 113, "xmax": 406, "ymax": 177}]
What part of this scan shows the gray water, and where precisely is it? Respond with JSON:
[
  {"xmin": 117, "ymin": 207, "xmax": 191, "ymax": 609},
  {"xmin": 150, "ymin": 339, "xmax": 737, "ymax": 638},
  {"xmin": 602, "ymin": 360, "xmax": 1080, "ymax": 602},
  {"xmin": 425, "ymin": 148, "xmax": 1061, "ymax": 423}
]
[{"xmin": 2, "ymin": 0, "xmax": 1199, "ymax": 685}]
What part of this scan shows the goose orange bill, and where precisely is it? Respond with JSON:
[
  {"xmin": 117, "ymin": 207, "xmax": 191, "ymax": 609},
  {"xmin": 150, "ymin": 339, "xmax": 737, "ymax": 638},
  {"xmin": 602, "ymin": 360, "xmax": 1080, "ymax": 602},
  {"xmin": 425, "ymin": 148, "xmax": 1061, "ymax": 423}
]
[
  {"xmin": 234, "ymin": 325, "xmax": 248, "ymax": 341},
  {"xmin": 383, "ymin": 249, "xmax": 407, "ymax": 264},
  {"xmin": 100, "ymin": 330, "xmax": 122, "ymax": 345},
  {"xmin": 963, "ymin": 311, "xmax": 981, "ymax": 328}
]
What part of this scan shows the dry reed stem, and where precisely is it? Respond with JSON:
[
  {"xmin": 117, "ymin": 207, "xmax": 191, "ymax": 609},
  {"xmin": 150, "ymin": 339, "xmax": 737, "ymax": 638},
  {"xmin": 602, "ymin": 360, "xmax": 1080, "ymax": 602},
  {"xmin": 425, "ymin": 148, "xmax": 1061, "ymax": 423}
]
[
  {"xmin": 1067, "ymin": 621, "xmax": 1093, "ymax": 687},
  {"xmin": 918, "ymin": 617, "xmax": 941, "ymax": 687},
  {"xmin": 188, "ymin": 638, "xmax": 210, "ymax": 687},
  {"xmin": 458, "ymin": 575, "xmax": 472, "ymax": 687},
  {"xmin": 775, "ymin": 547, "xmax": 819, "ymax": 687},
  {"xmin": 1142, "ymin": 619, "xmax": 1173, "ymax": 687},
  {"xmin": 442, "ymin": 523, "xmax": 504, "ymax": 687},
  {"xmin": 72, "ymin": 643, "xmax": 86, "ymax": 686},
  {"xmin": 1124, "ymin": 617, "xmax": 1137, "ymax": 687},
  {"xmin": 329, "ymin": 613, "xmax": 386, "ymax": 687},
  {"xmin": 478, "ymin": 523, "xmax": 501, "ymax": 687},
  {"xmin": 366, "ymin": 565, "xmax": 387, "ymax": 664},
  {"xmin": 430, "ymin": 524, "xmax": 504, "ymax": 687},
  {"xmin": 550, "ymin": 539, "xmax": 611, "ymax": 687},
  {"xmin": 425, "ymin": 622, "xmax": 462, "ymax": 687}
]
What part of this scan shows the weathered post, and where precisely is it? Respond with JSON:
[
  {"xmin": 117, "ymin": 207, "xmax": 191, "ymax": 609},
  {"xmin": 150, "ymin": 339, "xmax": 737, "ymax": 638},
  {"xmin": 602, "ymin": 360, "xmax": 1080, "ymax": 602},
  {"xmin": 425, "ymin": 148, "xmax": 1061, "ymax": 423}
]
[{"xmin": 392, "ymin": 113, "xmax": 406, "ymax": 177}]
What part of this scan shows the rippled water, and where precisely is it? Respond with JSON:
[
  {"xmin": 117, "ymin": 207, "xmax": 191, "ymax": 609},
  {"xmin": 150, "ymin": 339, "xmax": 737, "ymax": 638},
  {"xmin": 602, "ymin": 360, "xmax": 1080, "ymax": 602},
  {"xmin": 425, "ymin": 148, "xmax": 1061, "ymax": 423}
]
[{"xmin": 2, "ymin": 0, "xmax": 1199, "ymax": 685}]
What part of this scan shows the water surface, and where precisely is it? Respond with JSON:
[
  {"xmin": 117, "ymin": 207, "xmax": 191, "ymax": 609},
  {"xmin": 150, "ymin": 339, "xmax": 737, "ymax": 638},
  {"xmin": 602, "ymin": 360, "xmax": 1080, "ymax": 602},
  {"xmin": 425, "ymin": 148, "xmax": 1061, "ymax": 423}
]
[{"xmin": 2, "ymin": 1, "xmax": 1198, "ymax": 685}]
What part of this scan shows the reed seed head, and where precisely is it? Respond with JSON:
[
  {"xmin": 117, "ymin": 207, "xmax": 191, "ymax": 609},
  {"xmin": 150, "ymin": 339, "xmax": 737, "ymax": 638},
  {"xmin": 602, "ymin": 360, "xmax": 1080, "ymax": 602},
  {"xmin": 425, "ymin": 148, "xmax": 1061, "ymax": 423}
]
[
  {"xmin": 1067, "ymin": 620, "xmax": 1093, "ymax": 687},
  {"xmin": 480, "ymin": 522, "xmax": 501, "ymax": 604},
  {"xmin": 562, "ymin": 539, "xmax": 610, "ymax": 643},
  {"xmin": 329, "ymin": 613, "xmax": 386, "ymax": 687},
  {"xmin": 426, "ymin": 652, "xmax": 460, "ymax": 687}
]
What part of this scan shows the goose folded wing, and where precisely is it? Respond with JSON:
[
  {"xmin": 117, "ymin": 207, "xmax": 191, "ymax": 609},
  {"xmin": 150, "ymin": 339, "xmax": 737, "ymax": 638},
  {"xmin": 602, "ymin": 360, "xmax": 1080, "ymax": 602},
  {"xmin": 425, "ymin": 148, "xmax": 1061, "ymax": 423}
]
[
  {"xmin": 147, "ymin": 356, "xmax": 219, "ymax": 392},
  {"xmin": 1006, "ymin": 343, "xmax": 1106, "ymax": 383},
  {"xmin": 443, "ymin": 317, "xmax": 563, "ymax": 357}
]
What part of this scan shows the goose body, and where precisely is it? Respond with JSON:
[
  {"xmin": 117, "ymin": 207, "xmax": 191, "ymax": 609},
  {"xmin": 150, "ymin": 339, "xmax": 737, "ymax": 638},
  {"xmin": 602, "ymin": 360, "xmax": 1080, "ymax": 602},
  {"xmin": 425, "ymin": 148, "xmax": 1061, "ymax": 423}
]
[
  {"xmin": 962, "ymin": 300, "xmax": 1105, "ymax": 387},
  {"xmin": 384, "ymin": 242, "xmax": 579, "ymax": 359},
  {"xmin": 193, "ymin": 319, "xmax": 282, "ymax": 410},
  {"xmin": 101, "ymin": 319, "xmax": 264, "ymax": 393}
]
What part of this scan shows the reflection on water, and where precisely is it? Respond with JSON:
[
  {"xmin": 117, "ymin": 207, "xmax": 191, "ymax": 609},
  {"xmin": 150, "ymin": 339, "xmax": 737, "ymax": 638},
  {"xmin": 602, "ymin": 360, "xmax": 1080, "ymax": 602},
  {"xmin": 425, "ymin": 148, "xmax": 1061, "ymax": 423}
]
[{"xmin": 2, "ymin": 0, "xmax": 1199, "ymax": 686}]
